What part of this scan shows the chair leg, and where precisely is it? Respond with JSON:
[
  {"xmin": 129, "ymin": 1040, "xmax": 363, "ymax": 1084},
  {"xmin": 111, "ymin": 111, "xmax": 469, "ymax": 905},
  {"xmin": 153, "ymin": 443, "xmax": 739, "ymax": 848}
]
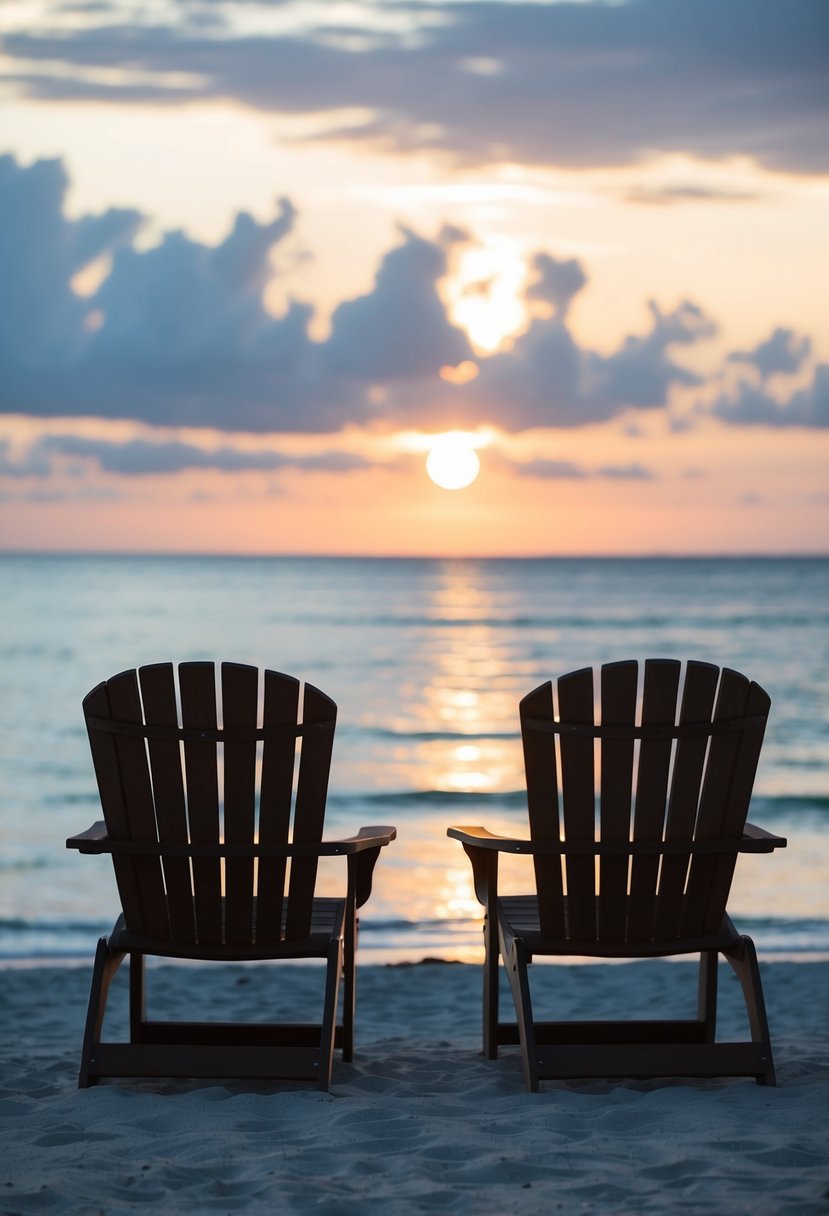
[
  {"xmin": 318, "ymin": 936, "xmax": 343, "ymax": 1092},
  {"xmin": 341, "ymin": 905, "xmax": 357, "ymax": 1063},
  {"xmin": 697, "ymin": 950, "xmax": 719, "ymax": 1042},
  {"xmin": 129, "ymin": 952, "xmax": 147, "ymax": 1042},
  {"xmin": 483, "ymin": 909, "xmax": 500, "ymax": 1059},
  {"xmin": 503, "ymin": 936, "xmax": 539, "ymax": 1092},
  {"xmin": 723, "ymin": 935, "xmax": 776, "ymax": 1086},
  {"xmin": 79, "ymin": 937, "xmax": 125, "ymax": 1088}
]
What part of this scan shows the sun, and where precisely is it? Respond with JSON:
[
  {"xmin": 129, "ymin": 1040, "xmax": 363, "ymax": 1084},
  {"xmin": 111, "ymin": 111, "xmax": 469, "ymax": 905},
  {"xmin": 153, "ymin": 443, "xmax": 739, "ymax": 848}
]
[{"xmin": 425, "ymin": 433, "xmax": 481, "ymax": 490}]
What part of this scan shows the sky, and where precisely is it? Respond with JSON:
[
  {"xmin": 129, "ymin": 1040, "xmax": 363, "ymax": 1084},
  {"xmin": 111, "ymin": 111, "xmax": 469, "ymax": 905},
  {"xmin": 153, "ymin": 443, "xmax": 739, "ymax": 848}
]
[{"xmin": 0, "ymin": 0, "xmax": 827, "ymax": 556}]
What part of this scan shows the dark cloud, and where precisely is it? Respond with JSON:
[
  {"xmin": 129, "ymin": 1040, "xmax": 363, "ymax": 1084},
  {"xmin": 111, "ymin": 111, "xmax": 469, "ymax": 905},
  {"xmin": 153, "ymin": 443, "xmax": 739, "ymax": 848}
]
[
  {"xmin": 727, "ymin": 327, "xmax": 813, "ymax": 379},
  {"xmin": 5, "ymin": 0, "xmax": 828, "ymax": 173},
  {"xmin": 712, "ymin": 364, "xmax": 829, "ymax": 428}
]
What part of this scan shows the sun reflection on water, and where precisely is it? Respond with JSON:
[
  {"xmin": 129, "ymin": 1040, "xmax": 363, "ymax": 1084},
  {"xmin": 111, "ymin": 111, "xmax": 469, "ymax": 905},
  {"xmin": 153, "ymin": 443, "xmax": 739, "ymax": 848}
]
[{"xmin": 435, "ymin": 868, "xmax": 480, "ymax": 921}]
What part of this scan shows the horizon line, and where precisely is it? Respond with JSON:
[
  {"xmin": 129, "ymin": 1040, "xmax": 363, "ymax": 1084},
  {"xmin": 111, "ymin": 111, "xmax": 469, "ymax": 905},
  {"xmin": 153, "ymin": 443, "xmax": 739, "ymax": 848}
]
[{"xmin": 1, "ymin": 549, "xmax": 827, "ymax": 561}]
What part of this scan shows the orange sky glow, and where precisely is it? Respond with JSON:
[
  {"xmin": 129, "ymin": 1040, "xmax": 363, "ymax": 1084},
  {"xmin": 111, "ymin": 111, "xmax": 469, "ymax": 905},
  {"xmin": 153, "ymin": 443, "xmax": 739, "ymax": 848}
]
[{"xmin": 0, "ymin": 0, "xmax": 827, "ymax": 555}]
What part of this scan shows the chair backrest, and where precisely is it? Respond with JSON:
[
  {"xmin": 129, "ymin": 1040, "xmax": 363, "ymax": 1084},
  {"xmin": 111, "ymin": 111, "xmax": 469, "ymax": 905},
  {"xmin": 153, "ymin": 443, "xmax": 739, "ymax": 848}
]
[
  {"xmin": 519, "ymin": 659, "xmax": 770, "ymax": 945},
  {"xmin": 83, "ymin": 662, "xmax": 336, "ymax": 946}
]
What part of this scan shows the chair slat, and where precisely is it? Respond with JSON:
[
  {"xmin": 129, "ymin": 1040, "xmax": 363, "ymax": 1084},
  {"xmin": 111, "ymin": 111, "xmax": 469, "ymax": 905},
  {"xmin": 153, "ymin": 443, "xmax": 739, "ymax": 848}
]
[
  {"xmin": 83, "ymin": 681, "xmax": 145, "ymax": 932},
  {"xmin": 221, "ymin": 663, "xmax": 258, "ymax": 945},
  {"xmin": 703, "ymin": 679, "xmax": 770, "ymax": 933},
  {"xmin": 598, "ymin": 661, "xmax": 638, "ymax": 941},
  {"xmin": 653, "ymin": 661, "xmax": 719, "ymax": 939},
  {"xmin": 138, "ymin": 663, "xmax": 195, "ymax": 942},
  {"xmin": 520, "ymin": 682, "xmax": 565, "ymax": 938},
  {"xmin": 106, "ymin": 670, "xmax": 169, "ymax": 940},
  {"xmin": 557, "ymin": 667, "xmax": 595, "ymax": 940},
  {"xmin": 286, "ymin": 682, "xmax": 337, "ymax": 941},
  {"xmin": 256, "ymin": 671, "xmax": 301, "ymax": 942},
  {"xmin": 681, "ymin": 668, "xmax": 749, "ymax": 937},
  {"xmin": 627, "ymin": 659, "xmax": 681, "ymax": 941},
  {"xmin": 179, "ymin": 662, "xmax": 222, "ymax": 945}
]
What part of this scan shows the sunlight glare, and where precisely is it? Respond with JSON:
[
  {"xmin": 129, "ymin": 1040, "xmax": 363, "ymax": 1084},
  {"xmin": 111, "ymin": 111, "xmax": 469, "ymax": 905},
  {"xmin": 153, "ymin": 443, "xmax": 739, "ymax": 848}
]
[{"xmin": 447, "ymin": 243, "xmax": 527, "ymax": 353}]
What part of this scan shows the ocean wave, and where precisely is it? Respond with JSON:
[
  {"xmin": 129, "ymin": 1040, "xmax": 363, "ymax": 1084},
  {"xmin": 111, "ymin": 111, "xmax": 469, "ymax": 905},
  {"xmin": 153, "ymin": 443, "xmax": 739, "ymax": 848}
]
[
  {"xmin": 328, "ymin": 789, "xmax": 829, "ymax": 814},
  {"xmin": 0, "ymin": 916, "xmax": 108, "ymax": 934},
  {"xmin": 339, "ymin": 727, "xmax": 520, "ymax": 742},
  {"xmin": 263, "ymin": 610, "xmax": 829, "ymax": 631},
  {"xmin": 750, "ymin": 794, "xmax": 829, "ymax": 816},
  {"xmin": 329, "ymin": 789, "xmax": 528, "ymax": 809}
]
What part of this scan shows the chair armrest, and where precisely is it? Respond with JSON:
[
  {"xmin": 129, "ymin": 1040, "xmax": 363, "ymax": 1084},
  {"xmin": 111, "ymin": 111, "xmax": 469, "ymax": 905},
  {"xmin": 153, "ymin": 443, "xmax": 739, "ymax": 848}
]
[
  {"xmin": 742, "ymin": 822, "xmax": 787, "ymax": 850},
  {"xmin": 333, "ymin": 825, "xmax": 397, "ymax": 852},
  {"xmin": 66, "ymin": 821, "xmax": 109, "ymax": 852},
  {"xmin": 447, "ymin": 825, "xmax": 532, "ymax": 852}
]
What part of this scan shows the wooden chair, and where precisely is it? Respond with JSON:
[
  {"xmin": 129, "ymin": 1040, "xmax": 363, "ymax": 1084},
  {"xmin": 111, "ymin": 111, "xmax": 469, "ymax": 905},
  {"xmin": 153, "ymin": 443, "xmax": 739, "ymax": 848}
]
[
  {"xmin": 448, "ymin": 660, "xmax": 786, "ymax": 1091},
  {"xmin": 68, "ymin": 662, "xmax": 395, "ymax": 1091}
]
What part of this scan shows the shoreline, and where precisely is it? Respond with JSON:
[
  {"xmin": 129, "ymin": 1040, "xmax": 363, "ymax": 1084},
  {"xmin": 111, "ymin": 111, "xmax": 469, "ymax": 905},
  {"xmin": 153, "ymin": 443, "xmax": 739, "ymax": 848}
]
[{"xmin": 2, "ymin": 948, "xmax": 829, "ymax": 970}]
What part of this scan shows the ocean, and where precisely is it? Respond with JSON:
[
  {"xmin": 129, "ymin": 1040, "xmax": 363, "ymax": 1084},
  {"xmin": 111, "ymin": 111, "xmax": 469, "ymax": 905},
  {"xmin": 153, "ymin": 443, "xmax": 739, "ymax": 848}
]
[{"xmin": 1, "ymin": 554, "xmax": 826, "ymax": 964}]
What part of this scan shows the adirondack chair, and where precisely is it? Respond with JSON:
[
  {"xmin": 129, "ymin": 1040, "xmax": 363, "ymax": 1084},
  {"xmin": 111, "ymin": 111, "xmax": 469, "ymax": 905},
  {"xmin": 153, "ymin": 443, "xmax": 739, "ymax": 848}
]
[
  {"xmin": 448, "ymin": 660, "xmax": 786, "ymax": 1091},
  {"xmin": 68, "ymin": 662, "xmax": 395, "ymax": 1090}
]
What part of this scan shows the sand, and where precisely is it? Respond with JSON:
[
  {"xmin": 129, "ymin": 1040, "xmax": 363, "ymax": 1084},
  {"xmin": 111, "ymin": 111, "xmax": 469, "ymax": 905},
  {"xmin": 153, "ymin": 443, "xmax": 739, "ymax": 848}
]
[{"xmin": 1, "ymin": 959, "xmax": 827, "ymax": 1214}]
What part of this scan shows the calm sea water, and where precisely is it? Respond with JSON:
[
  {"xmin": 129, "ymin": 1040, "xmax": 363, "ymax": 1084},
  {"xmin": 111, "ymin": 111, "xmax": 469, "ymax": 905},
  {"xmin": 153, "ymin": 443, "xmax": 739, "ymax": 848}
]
[{"xmin": 1, "ymin": 554, "xmax": 826, "ymax": 964}]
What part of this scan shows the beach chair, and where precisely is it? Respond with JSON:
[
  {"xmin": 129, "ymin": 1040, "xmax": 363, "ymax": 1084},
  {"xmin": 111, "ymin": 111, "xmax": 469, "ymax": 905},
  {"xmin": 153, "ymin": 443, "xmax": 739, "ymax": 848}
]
[
  {"xmin": 68, "ymin": 662, "xmax": 395, "ymax": 1090},
  {"xmin": 448, "ymin": 660, "xmax": 786, "ymax": 1090}
]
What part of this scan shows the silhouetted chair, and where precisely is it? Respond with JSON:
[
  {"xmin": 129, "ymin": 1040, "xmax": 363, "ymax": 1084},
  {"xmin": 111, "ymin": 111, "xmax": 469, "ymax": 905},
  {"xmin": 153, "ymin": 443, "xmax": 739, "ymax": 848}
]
[
  {"xmin": 68, "ymin": 662, "xmax": 395, "ymax": 1090},
  {"xmin": 448, "ymin": 660, "xmax": 786, "ymax": 1090}
]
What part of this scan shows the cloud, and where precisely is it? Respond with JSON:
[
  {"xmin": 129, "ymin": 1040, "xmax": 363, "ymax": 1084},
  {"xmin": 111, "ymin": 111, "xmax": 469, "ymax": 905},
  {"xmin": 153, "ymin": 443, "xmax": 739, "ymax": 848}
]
[
  {"xmin": 2, "ymin": 154, "xmax": 826, "ymax": 439},
  {"xmin": 0, "ymin": 439, "xmax": 51, "ymax": 478},
  {"xmin": 468, "ymin": 293, "xmax": 715, "ymax": 430},
  {"xmin": 18, "ymin": 435, "xmax": 376, "ymax": 477},
  {"xmin": 324, "ymin": 227, "xmax": 473, "ymax": 380},
  {"xmin": 0, "ymin": 155, "xmax": 357, "ymax": 431},
  {"xmin": 596, "ymin": 461, "xmax": 655, "ymax": 480},
  {"xmin": 624, "ymin": 184, "xmax": 765, "ymax": 206},
  {"xmin": 0, "ymin": 157, "xmax": 479, "ymax": 433},
  {"xmin": 727, "ymin": 327, "xmax": 813, "ymax": 379},
  {"xmin": 5, "ymin": 0, "xmax": 828, "ymax": 174},
  {"xmin": 511, "ymin": 458, "xmax": 587, "ymax": 480},
  {"xmin": 0, "ymin": 154, "xmax": 141, "ymax": 374},
  {"xmin": 712, "ymin": 364, "xmax": 829, "ymax": 428},
  {"xmin": 525, "ymin": 253, "xmax": 587, "ymax": 318},
  {"xmin": 592, "ymin": 301, "xmax": 715, "ymax": 409},
  {"xmin": 0, "ymin": 485, "xmax": 123, "ymax": 503},
  {"xmin": 507, "ymin": 457, "xmax": 655, "ymax": 480}
]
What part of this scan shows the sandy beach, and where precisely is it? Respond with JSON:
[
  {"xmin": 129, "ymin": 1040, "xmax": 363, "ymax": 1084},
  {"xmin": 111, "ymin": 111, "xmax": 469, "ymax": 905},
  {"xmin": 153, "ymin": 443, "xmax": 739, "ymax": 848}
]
[{"xmin": 1, "ymin": 958, "xmax": 827, "ymax": 1214}]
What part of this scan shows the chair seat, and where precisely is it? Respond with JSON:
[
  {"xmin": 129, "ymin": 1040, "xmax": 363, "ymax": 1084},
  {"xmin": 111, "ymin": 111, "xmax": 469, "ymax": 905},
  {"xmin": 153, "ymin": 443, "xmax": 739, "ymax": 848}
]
[
  {"xmin": 498, "ymin": 895, "xmax": 743, "ymax": 958},
  {"xmin": 110, "ymin": 897, "xmax": 346, "ymax": 961}
]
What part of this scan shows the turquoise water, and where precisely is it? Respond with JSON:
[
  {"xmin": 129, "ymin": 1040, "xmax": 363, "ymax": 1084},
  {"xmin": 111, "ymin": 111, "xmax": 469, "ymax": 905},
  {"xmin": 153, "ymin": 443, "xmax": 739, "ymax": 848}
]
[{"xmin": 0, "ymin": 554, "xmax": 826, "ymax": 962}]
